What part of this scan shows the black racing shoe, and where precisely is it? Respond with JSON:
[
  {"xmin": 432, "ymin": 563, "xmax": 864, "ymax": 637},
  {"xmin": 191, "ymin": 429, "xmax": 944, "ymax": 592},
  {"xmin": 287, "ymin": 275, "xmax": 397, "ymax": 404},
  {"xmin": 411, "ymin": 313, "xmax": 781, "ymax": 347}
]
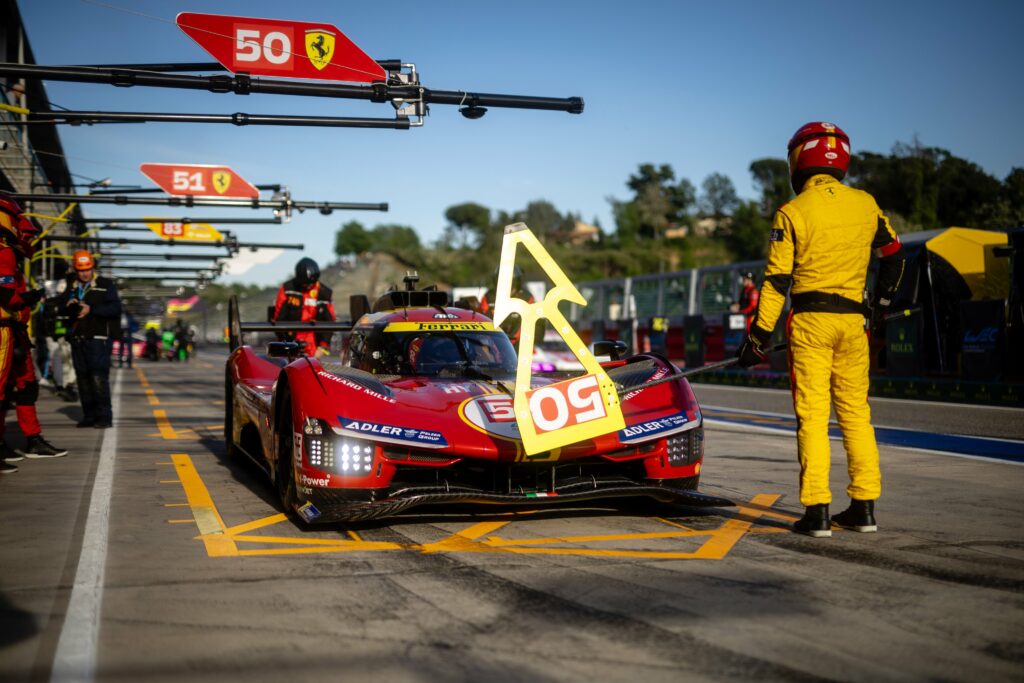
[
  {"xmin": 793, "ymin": 504, "xmax": 832, "ymax": 538},
  {"xmin": 18, "ymin": 436, "xmax": 69, "ymax": 459},
  {"xmin": 93, "ymin": 422, "xmax": 113, "ymax": 429},
  {"xmin": 832, "ymin": 499, "xmax": 877, "ymax": 533},
  {"xmin": 2, "ymin": 442, "xmax": 23, "ymax": 463},
  {"xmin": 0, "ymin": 460, "xmax": 17, "ymax": 474}
]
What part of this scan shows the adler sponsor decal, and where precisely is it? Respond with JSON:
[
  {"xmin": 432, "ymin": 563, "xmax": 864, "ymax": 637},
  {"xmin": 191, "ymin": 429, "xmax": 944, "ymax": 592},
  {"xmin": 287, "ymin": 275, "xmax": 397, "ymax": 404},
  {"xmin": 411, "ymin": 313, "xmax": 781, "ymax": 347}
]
[
  {"xmin": 337, "ymin": 416, "xmax": 448, "ymax": 447},
  {"xmin": 617, "ymin": 410, "xmax": 692, "ymax": 444}
]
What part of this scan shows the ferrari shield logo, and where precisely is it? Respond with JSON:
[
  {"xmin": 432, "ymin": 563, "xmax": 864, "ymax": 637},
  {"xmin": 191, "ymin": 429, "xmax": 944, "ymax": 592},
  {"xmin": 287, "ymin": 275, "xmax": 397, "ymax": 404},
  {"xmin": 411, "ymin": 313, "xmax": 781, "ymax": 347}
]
[
  {"xmin": 212, "ymin": 171, "xmax": 231, "ymax": 195},
  {"xmin": 305, "ymin": 29, "xmax": 335, "ymax": 71}
]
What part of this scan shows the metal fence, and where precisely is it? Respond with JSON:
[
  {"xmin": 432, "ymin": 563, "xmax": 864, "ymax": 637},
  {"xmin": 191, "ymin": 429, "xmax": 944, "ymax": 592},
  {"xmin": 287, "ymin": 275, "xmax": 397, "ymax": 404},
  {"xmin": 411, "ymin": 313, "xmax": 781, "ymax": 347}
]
[{"xmin": 568, "ymin": 260, "xmax": 767, "ymax": 323}]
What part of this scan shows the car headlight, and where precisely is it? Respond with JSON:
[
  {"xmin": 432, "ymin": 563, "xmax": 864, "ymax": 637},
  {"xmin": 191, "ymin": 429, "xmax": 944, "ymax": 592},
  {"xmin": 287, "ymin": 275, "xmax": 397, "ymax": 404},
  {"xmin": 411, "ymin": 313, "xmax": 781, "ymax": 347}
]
[
  {"xmin": 666, "ymin": 427, "xmax": 704, "ymax": 466},
  {"xmin": 304, "ymin": 423, "xmax": 375, "ymax": 476},
  {"xmin": 338, "ymin": 438, "xmax": 375, "ymax": 475}
]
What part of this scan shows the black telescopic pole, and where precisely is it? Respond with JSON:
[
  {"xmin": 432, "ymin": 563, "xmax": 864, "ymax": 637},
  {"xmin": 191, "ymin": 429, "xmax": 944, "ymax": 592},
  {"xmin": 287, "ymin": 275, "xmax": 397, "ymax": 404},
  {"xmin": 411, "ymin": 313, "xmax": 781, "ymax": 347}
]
[
  {"xmin": 96, "ymin": 253, "xmax": 226, "ymax": 260},
  {"xmin": 21, "ymin": 111, "xmax": 413, "ymax": 129},
  {"xmin": 43, "ymin": 236, "xmax": 304, "ymax": 250},
  {"xmin": 88, "ymin": 184, "xmax": 282, "ymax": 195},
  {"xmin": 10, "ymin": 193, "xmax": 387, "ymax": 212},
  {"xmin": 78, "ymin": 217, "xmax": 282, "ymax": 224},
  {"xmin": 0, "ymin": 63, "xmax": 584, "ymax": 114}
]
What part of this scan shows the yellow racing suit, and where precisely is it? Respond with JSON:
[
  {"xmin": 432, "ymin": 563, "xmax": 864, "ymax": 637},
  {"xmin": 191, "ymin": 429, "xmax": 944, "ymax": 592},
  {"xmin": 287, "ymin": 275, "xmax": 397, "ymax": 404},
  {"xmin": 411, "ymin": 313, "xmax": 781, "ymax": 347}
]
[{"xmin": 751, "ymin": 174, "xmax": 904, "ymax": 506}]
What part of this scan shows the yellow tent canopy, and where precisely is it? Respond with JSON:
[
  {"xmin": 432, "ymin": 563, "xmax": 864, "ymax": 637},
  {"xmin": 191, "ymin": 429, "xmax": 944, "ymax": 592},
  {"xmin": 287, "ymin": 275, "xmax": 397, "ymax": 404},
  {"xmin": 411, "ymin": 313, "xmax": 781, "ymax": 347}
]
[{"xmin": 925, "ymin": 227, "xmax": 1009, "ymax": 301}]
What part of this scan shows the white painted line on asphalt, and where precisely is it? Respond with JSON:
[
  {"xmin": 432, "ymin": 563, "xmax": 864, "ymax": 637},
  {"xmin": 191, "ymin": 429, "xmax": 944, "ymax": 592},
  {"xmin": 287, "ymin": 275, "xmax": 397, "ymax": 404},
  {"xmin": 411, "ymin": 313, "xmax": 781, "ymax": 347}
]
[
  {"xmin": 704, "ymin": 418, "xmax": 1024, "ymax": 466},
  {"xmin": 696, "ymin": 383, "xmax": 1023, "ymax": 414},
  {"xmin": 50, "ymin": 369, "xmax": 123, "ymax": 683},
  {"xmin": 703, "ymin": 404, "xmax": 1024, "ymax": 444}
]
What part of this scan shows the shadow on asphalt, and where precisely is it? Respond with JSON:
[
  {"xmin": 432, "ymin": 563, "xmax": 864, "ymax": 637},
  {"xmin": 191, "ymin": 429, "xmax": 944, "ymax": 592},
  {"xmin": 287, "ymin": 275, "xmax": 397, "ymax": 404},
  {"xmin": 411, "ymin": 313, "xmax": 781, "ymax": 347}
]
[{"xmin": 0, "ymin": 589, "xmax": 38, "ymax": 650}]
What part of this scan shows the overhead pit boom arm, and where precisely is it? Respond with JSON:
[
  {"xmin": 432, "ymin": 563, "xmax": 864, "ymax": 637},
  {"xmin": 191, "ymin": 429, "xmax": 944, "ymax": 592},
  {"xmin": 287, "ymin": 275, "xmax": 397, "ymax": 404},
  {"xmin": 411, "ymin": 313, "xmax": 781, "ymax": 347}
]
[{"xmin": 0, "ymin": 63, "xmax": 584, "ymax": 129}]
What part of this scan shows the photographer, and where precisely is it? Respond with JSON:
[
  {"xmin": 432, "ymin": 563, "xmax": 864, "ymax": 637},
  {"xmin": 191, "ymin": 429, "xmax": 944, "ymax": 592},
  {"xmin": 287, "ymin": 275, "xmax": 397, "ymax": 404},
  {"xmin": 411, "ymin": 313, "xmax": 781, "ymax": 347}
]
[{"xmin": 60, "ymin": 250, "xmax": 121, "ymax": 429}]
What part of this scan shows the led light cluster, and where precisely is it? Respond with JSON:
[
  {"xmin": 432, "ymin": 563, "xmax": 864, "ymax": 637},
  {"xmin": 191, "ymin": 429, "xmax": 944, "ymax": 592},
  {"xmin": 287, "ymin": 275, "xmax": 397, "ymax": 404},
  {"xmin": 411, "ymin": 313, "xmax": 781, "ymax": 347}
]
[
  {"xmin": 339, "ymin": 439, "xmax": 374, "ymax": 475},
  {"xmin": 306, "ymin": 437, "xmax": 334, "ymax": 469},
  {"xmin": 666, "ymin": 428, "xmax": 703, "ymax": 466}
]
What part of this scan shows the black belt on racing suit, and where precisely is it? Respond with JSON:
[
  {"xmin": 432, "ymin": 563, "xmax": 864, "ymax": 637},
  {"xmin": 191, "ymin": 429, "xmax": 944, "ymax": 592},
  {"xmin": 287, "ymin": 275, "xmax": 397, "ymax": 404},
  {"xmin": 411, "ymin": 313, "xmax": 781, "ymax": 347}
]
[{"xmin": 790, "ymin": 291, "xmax": 870, "ymax": 316}]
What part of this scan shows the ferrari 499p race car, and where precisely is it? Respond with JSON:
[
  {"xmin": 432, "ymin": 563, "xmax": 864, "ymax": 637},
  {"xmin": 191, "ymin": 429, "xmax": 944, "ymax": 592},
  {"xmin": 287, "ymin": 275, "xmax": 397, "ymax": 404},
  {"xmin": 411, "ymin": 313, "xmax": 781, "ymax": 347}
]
[{"xmin": 224, "ymin": 281, "xmax": 729, "ymax": 523}]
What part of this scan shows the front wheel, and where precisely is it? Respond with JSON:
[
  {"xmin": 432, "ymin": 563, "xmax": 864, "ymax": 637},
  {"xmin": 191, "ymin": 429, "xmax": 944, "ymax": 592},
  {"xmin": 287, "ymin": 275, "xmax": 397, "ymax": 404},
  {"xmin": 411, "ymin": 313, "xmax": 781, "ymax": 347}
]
[
  {"xmin": 275, "ymin": 390, "xmax": 299, "ymax": 513},
  {"xmin": 224, "ymin": 368, "xmax": 241, "ymax": 459}
]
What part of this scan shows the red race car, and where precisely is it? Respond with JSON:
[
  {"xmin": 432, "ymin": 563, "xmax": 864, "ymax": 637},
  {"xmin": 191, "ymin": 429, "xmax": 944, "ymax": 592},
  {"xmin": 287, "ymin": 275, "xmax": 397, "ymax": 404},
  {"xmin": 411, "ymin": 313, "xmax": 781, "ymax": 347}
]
[{"xmin": 224, "ymin": 281, "xmax": 730, "ymax": 523}]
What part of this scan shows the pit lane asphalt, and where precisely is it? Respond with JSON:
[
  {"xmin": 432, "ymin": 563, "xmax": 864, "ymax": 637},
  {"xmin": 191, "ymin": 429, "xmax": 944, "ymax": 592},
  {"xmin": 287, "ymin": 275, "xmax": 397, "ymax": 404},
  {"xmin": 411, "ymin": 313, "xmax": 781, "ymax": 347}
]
[{"xmin": 1, "ymin": 349, "xmax": 1021, "ymax": 682}]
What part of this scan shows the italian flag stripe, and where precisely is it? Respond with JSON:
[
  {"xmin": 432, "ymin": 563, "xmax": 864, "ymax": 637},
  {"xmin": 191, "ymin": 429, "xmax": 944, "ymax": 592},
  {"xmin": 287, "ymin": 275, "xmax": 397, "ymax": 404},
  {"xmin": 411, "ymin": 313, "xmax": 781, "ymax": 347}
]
[{"xmin": 526, "ymin": 492, "xmax": 558, "ymax": 498}]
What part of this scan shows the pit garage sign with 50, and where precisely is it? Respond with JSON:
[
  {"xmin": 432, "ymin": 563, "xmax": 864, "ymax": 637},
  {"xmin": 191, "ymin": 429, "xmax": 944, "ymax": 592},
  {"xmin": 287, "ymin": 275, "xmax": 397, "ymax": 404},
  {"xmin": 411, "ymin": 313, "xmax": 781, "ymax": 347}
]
[{"xmin": 176, "ymin": 13, "xmax": 386, "ymax": 83}]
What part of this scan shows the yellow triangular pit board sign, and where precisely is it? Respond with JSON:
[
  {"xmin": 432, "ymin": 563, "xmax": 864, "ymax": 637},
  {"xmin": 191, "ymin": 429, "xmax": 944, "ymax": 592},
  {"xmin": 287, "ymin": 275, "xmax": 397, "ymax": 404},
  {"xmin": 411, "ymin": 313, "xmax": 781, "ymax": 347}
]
[{"xmin": 492, "ymin": 223, "xmax": 625, "ymax": 457}]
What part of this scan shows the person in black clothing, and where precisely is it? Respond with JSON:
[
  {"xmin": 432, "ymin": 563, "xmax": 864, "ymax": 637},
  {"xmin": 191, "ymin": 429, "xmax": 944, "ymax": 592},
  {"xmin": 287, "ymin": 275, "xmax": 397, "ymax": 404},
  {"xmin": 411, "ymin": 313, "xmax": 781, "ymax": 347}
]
[{"xmin": 60, "ymin": 250, "xmax": 122, "ymax": 429}]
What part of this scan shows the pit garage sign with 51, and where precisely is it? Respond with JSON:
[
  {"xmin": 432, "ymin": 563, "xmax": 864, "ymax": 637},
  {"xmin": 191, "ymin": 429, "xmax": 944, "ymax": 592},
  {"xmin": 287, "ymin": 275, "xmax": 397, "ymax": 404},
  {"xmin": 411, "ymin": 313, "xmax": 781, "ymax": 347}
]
[
  {"xmin": 176, "ymin": 13, "xmax": 386, "ymax": 83},
  {"xmin": 139, "ymin": 163, "xmax": 259, "ymax": 199}
]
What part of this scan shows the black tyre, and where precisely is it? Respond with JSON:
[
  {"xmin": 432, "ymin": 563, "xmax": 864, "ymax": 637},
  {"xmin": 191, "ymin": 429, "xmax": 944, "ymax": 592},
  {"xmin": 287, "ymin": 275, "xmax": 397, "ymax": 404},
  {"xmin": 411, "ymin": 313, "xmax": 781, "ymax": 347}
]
[
  {"xmin": 224, "ymin": 368, "xmax": 241, "ymax": 459},
  {"xmin": 275, "ymin": 389, "xmax": 298, "ymax": 513}
]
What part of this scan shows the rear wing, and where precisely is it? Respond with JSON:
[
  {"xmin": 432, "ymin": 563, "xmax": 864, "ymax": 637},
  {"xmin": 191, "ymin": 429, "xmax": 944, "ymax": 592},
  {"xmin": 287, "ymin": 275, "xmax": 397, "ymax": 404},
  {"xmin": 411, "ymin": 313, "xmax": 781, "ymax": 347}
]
[{"xmin": 228, "ymin": 295, "xmax": 352, "ymax": 351}]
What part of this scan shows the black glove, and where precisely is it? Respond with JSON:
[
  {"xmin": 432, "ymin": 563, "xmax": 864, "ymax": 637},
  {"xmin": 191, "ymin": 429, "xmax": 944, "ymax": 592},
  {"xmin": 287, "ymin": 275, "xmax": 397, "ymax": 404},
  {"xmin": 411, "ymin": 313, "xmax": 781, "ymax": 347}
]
[
  {"xmin": 870, "ymin": 302, "xmax": 889, "ymax": 339},
  {"xmin": 19, "ymin": 288, "xmax": 44, "ymax": 310},
  {"xmin": 736, "ymin": 325, "xmax": 771, "ymax": 368}
]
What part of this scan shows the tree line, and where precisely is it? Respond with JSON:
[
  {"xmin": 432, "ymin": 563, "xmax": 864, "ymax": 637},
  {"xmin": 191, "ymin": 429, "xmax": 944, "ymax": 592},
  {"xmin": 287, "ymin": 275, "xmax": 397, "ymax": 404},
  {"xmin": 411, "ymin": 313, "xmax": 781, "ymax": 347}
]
[{"xmin": 334, "ymin": 139, "xmax": 1023, "ymax": 286}]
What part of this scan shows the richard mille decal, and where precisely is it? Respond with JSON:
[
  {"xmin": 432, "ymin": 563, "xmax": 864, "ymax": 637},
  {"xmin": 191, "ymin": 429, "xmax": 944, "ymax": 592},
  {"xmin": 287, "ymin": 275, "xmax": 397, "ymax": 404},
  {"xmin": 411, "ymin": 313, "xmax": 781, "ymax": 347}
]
[{"xmin": 317, "ymin": 371, "xmax": 396, "ymax": 403}]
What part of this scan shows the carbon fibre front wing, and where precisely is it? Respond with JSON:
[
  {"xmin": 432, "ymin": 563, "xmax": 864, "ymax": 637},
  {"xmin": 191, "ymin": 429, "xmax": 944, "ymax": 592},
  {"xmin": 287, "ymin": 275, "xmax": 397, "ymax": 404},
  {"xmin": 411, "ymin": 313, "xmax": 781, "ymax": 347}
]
[{"xmin": 303, "ymin": 484, "xmax": 735, "ymax": 523}]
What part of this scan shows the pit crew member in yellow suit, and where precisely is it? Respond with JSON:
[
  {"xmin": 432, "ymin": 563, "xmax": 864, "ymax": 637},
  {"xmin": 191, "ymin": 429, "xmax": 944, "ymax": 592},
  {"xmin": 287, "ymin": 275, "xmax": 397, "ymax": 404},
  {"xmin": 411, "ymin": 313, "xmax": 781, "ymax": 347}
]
[{"xmin": 736, "ymin": 122, "xmax": 905, "ymax": 538}]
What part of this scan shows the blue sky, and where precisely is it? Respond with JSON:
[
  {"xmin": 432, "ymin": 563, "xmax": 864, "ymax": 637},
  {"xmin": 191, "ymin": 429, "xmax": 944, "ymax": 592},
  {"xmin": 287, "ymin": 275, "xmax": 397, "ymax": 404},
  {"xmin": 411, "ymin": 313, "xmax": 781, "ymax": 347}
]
[{"xmin": 18, "ymin": 0, "xmax": 1024, "ymax": 285}]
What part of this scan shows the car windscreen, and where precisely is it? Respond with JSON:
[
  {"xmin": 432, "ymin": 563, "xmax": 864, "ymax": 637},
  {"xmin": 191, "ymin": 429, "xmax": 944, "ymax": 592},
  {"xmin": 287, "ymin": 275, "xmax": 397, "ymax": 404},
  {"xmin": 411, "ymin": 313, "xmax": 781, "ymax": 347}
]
[{"xmin": 358, "ymin": 330, "xmax": 518, "ymax": 379}]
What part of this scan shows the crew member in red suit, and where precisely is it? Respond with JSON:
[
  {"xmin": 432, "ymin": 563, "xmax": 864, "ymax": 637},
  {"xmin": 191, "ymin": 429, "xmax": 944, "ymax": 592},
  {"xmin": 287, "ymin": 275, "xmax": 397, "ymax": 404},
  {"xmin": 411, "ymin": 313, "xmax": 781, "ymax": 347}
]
[
  {"xmin": 0, "ymin": 194, "xmax": 67, "ymax": 473},
  {"xmin": 730, "ymin": 270, "xmax": 760, "ymax": 331},
  {"xmin": 271, "ymin": 257, "xmax": 336, "ymax": 356}
]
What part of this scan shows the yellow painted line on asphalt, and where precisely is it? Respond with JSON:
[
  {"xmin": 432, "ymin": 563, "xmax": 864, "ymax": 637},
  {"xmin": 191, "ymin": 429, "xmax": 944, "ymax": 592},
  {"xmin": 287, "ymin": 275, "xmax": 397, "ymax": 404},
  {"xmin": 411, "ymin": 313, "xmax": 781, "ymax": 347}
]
[
  {"xmin": 145, "ymin": 389, "xmax": 160, "ymax": 406},
  {"xmin": 222, "ymin": 514, "xmax": 289, "ymax": 536},
  {"xmin": 167, "ymin": 519, "xmax": 196, "ymax": 524},
  {"xmin": 163, "ymin": 503, "xmax": 189, "ymax": 507},
  {"xmin": 165, "ymin": 451, "xmax": 788, "ymax": 560},
  {"xmin": 136, "ymin": 367, "xmax": 150, "ymax": 388},
  {"xmin": 171, "ymin": 453, "xmax": 237, "ymax": 557},
  {"xmin": 485, "ymin": 529, "xmax": 707, "ymax": 547},
  {"xmin": 153, "ymin": 410, "xmax": 178, "ymax": 439},
  {"xmin": 697, "ymin": 493, "xmax": 781, "ymax": 559},
  {"xmin": 419, "ymin": 521, "xmax": 511, "ymax": 553}
]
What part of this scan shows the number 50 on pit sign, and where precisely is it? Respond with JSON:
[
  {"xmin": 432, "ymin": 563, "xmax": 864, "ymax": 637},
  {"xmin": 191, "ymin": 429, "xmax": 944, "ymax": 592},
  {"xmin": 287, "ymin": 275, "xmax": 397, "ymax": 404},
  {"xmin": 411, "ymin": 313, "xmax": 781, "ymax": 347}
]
[{"xmin": 492, "ymin": 224, "xmax": 625, "ymax": 456}]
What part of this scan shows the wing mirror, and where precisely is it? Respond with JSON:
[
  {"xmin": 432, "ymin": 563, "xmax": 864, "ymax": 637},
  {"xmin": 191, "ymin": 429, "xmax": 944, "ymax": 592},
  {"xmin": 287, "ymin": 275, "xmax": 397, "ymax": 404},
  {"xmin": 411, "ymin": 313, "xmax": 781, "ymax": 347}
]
[{"xmin": 591, "ymin": 340, "xmax": 628, "ymax": 361}]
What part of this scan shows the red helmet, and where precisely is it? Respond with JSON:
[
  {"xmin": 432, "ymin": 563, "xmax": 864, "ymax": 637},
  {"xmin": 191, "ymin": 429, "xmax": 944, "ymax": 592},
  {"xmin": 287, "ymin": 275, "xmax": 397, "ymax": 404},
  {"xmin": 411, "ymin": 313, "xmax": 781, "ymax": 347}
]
[
  {"xmin": 787, "ymin": 122, "xmax": 850, "ymax": 192},
  {"xmin": 0, "ymin": 194, "xmax": 24, "ymax": 243}
]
